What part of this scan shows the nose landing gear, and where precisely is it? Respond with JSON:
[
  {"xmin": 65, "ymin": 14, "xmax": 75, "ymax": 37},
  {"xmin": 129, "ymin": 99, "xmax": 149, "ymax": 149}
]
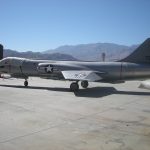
[{"xmin": 24, "ymin": 80, "xmax": 28, "ymax": 87}]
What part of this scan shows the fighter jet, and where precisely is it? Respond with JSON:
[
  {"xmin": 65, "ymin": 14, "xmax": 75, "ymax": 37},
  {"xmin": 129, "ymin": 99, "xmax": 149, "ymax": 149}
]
[{"xmin": 0, "ymin": 38, "xmax": 150, "ymax": 92}]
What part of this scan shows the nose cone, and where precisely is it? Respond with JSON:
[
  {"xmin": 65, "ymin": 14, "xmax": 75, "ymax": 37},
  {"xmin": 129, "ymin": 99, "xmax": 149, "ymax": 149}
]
[
  {"xmin": 0, "ymin": 59, "xmax": 4, "ymax": 73},
  {"xmin": 0, "ymin": 63, "xmax": 2, "ymax": 74}
]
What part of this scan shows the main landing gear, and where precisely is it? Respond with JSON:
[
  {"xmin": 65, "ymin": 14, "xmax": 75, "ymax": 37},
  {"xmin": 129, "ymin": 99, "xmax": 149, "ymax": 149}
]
[
  {"xmin": 70, "ymin": 82, "xmax": 79, "ymax": 92},
  {"xmin": 70, "ymin": 81, "xmax": 89, "ymax": 92},
  {"xmin": 81, "ymin": 80, "xmax": 89, "ymax": 89},
  {"xmin": 24, "ymin": 79, "xmax": 28, "ymax": 87},
  {"xmin": 23, "ymin": 79, "xmax": 89, "ymax": 91}
]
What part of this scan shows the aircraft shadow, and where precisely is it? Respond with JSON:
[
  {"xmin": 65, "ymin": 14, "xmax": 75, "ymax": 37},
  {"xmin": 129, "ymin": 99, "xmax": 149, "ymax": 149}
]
[
  {"xmin": 74, "ymin": 87, "xmax": 150, "ymax": 98},
  {"xmin": 0, "ymin": 84, "xmax": 150, "ymax": 98},
  {"xmin": 0, "ymin": 84, "xmax": 70, "ymax": 92}
]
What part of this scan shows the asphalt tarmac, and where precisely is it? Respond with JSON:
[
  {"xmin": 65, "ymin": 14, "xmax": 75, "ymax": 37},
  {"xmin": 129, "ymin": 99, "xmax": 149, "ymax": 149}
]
[{"xmin": 0, "ymin": 77, "xmax": 150, "ymax": 150}]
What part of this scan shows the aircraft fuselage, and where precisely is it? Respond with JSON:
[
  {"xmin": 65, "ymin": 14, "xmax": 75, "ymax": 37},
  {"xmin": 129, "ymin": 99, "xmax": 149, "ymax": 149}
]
[{"xmin": 0, "ymin": 57, "xmax": 150, "ymax": 83}]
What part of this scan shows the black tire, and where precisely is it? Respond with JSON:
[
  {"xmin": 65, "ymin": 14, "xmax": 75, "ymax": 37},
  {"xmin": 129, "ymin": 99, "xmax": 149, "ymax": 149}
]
[
  {"xmin": 70, "ymin": 82, "xmax": 79, "ymax": 92},
  {"xmin": 24, "ymin": 80, "xmax": 28, "ymax": 87},
  {"xmin": 81, "ymin": 81, "xmax": 88, "ymax": 88}
]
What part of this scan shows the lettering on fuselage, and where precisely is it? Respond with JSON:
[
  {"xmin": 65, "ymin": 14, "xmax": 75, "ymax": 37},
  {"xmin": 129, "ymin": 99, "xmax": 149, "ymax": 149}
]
[{"xmin": 74, "ymin": 73, "xmax": 87, "ymax": 79}]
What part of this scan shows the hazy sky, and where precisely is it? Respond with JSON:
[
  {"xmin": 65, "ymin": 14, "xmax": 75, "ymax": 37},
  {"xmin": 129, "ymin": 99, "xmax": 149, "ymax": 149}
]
[{"xmin": 0, "ymin": 0, "xmax": 150, "ymax": 51}]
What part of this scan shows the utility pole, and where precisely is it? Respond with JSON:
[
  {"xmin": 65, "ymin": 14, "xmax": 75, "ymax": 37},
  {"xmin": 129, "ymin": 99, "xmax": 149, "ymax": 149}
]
[{"xmin": 102, "ymin": 52, "xmax": 106, "ymax": 62}]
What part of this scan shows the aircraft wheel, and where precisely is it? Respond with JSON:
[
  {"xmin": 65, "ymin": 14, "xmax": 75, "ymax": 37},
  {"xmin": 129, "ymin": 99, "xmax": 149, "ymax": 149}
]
[
  {"xmin": 70, "ymin": 82, "xmax": 79, "ymax": 92},
  {"xmin": 81, "ymin": 81, "xmax": 88, "ymax": 88},
  {"xmin": 24, "ymin": 80, "xmax": 28, "ymax": 87}
]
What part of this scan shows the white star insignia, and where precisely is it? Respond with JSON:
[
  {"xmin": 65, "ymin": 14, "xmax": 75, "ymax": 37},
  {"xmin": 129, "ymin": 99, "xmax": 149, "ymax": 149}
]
[{"xmin": 45, "ymin": 65, "xmax": 53, "ymax": 73}]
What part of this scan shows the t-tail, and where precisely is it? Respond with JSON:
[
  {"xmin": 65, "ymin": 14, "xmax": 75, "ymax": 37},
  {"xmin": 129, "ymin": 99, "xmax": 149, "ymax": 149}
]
[
  {"xmin": 120, "ymin": 38, "xmax": 150, "ymax": 63},
  {"xmin": 0, "ymin": 44, "xmax": 3, "ymax": 60}
]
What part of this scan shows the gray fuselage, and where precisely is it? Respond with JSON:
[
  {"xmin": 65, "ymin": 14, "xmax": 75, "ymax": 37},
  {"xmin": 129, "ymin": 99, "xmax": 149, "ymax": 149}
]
[{"xmin": 0, "ymin": 57, "xmax": 150, "ymax": 83}]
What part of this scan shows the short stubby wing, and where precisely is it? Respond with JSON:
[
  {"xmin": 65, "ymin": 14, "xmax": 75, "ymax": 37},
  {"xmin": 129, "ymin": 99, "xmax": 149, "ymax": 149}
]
[{"xmin": 62, "ymin": 70, "xmax": 105, "ymax": 82}]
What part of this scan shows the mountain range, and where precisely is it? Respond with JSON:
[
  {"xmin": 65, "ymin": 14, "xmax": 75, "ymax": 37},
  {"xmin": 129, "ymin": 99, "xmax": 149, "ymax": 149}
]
[
  {"xmin": 4, "ymin": 42, "xmax": 139, "ymax": 61},
  {"xmin": 4, "ymin": 49, "xmax": 77, "ymax": 61},
  {"xmin": 44, "ymin": 43, "xmax": 138, "ymax": 61}
]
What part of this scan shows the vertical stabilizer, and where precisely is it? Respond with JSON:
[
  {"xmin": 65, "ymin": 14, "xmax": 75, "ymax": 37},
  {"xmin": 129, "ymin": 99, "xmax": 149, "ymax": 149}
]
[
  {"xmin": 0, "ymin": 44, "xmax": 3, "ymax": 60},
  {"xmin": 121, "ymin": 38, "xmax": 150, "ymax": 63}
]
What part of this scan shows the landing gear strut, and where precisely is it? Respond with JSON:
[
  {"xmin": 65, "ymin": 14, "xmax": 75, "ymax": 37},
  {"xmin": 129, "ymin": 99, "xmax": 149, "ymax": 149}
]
[
  {"xmin": 24, "ymin": 80, "xmax": 28, "ymax": 87},
  {"xmin": 70, "ymin": 82, "xmax": 79, "ymax": 92},
  {"xmin": 81, "ymin": 81, "xmax": 89, "ymax": 88}
]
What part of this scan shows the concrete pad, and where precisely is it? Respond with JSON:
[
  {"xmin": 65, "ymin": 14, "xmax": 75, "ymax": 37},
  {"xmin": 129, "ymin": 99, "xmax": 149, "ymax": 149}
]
[{"xmin": 0, "ymin": 78, "xmax": 150, "ymax": 150}]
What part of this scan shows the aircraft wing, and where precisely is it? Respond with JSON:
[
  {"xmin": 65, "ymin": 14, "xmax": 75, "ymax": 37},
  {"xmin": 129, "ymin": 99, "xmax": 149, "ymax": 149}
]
[{"xmin": 62, "ymin": 70, "xmax": 105, "ymax": 82}]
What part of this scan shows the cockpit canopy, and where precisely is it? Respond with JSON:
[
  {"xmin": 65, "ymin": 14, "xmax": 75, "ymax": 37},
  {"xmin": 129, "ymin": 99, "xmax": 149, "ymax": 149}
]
[{"xmin": 0, "ymin": 57, "xmax": 26, "ymax": 66}]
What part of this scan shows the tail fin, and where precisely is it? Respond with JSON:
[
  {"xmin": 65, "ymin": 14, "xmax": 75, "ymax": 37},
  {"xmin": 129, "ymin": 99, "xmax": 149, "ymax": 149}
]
[
  {"xmin": 0, "ymin": 44, "xmax": 3, "ymax": 60},
  {"xmin": 121, "ymin": 38, "xmax": 150, "ymax": 63}
]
